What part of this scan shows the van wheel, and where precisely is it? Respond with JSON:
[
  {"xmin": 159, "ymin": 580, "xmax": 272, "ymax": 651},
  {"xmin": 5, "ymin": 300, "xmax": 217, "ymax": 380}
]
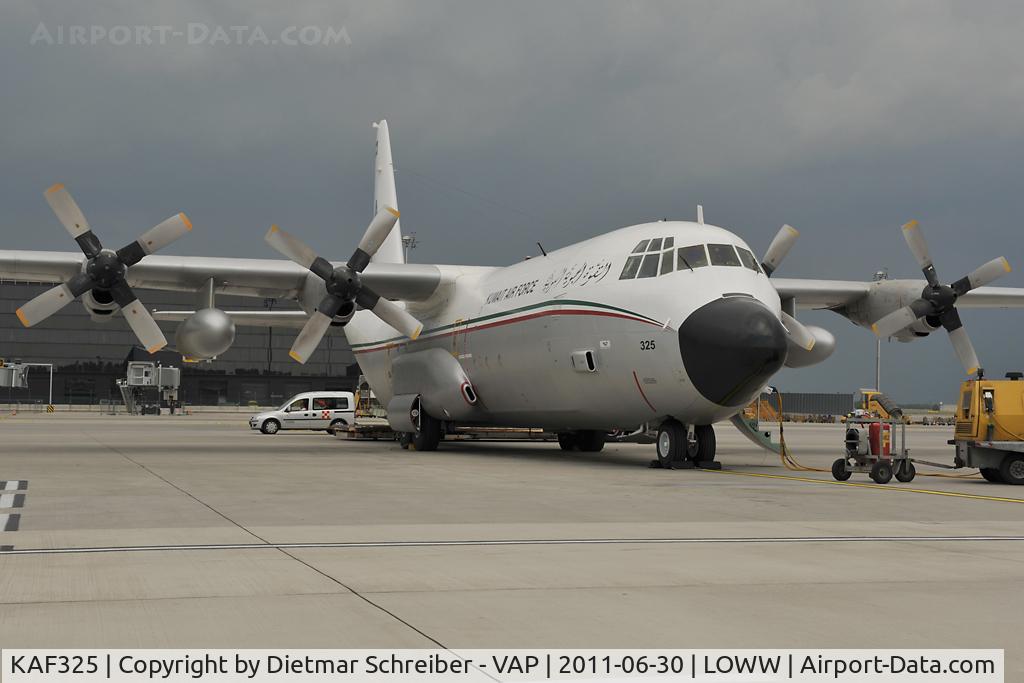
[
  {"xmin": 412, "ymin": 412, "xmax": 442, "ymax": 451},
  {"xmin": 328, "ymin": 419, "xmax": 347, "ymax": 435},
  {"xmin": 261, "ymin": 419, "xmax": 280, "ymax": 435},
  {"xmin": 980, "ymin": 467, "xmax": 1004, "ymax": 483},
  {"xmin": 999, "ymin": 454, "xmax": 1024, "ymax": 485},
  {"xmin": 576, "ymin": 430, "xmax": 605, "ymax": 453}
]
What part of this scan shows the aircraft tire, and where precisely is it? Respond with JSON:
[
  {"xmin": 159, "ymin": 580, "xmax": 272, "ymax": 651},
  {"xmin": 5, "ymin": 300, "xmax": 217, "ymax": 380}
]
[
  {"xmin": 412, "ymin": 412, "xmax": 442, "ymax": 451},
  {"xmin": 980, "ymin": 467, "xmax": 1004, "ymax": 483},
  {"xmin": 557, "ymin": 433, "xmax": 578, "ymax": 451},
  {"xmin": 693, "ymin": 424, "xmax": 716, "ymax": 463},
  {"xmin": 577, "ymin": 430, "xmax": 606, "ymax": 453},
  {"xmin": 656, "ymin": 420, "xmax": 685, "ymax": 467}
]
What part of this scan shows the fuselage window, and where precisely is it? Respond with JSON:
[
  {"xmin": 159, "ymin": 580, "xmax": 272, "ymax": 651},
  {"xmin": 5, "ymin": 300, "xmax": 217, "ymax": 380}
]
[
  {"xmin": 663, "ymin": 236, "xmax": 674, "ymax": 249},
  {"xmin": 736, "ymin": 247, "xmax": 761, "ymax": 272},
  {"xmin": 637, "ymin": 252, "xmax": 661, "ymax": 278},
  {"xmin": 647, "ymin": 237, "xmax": 663, "ymax": 252},
  {"xmin": 659, "ymin": 249, "xmax": 674, "ymax": 275},
  {"xmin": 632, "ymin": 240, "xmax": 650, "ymax": 254},
  {"xmin": 708, "ymin": 243, "xmax": 742, "ymax": 267},
  {"xmin": 677, "ymin": 244, "xmax": 709, "ymax": 269},
  {"xmin": 620, "ymin": 255, "xmax": 643, "ymax": 279}
]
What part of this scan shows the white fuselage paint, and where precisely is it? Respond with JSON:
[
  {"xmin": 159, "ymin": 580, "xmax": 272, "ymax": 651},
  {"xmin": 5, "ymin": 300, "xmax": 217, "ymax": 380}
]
[{"xmin": 343, "ymin": 220, "xmax": 781, "ymax": 431}]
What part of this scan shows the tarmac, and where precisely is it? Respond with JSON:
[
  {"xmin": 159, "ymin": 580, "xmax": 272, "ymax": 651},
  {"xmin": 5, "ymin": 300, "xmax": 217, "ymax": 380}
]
[{"xmin": 1, "ymin": 413, "xmax": 1023, "ymax": 673}]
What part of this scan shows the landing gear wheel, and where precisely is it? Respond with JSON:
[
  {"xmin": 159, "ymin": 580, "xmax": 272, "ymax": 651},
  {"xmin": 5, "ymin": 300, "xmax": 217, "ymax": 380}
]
[
  {"xmin": 999, "ymin": 454, "xmax": 1024, "ymax": 486},
  {"xmin": 411, "ymin": 410, "xmax": 442, "ymax": 452},
  {"xmin": 693, "ymin": 424, "xmax": 716, "ymax": 464},
  {"xmin": 557, "ymin": 433, "xmax": 578, "ymax": 452},
  {"xmin": 870, "ymin": 460, "xmax": 893, "ymax": 484},
  {"xmin": 895, "ymin": 460, "xmax": 916, "ymax": 483},
  {"xmin": 398, "ymin": 432, "xmax": 412, "ymax": 450},
  {"xmin": 656, "ymin": 420, "xmax": 685, "ymax": 468},
  {"xmin": 261, "ymin": 419, "xmax": 280, "ymax": 435},
  {"xmin": 980, "ymin": 467, "xmax": 1004, "ymax": 483},
  {"xmin": 576, "ymin": 430, "xmax": 606, "ymax": 453},
  {"xmin": 831, "ymin": 458, "xmax": 852, "ymax": 481}
]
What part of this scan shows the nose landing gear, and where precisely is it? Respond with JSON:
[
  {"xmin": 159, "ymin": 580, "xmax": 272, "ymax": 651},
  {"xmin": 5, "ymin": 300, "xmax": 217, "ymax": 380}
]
[{"xmin": 652, "ymin": 419, "xmax": 719, "ymax": 469}]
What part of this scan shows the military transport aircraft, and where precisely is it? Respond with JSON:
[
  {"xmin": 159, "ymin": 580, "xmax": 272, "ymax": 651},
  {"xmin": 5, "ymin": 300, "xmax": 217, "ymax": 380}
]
[{"xmin": 3, "ymin": 120, "xmax": 1023, "ymax": 466}]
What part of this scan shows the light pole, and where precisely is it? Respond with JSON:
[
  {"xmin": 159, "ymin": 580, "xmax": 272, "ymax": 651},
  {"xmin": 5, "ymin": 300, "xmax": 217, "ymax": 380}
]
[
  {"xmin": 402, "ymin": 233, "xmax": 418, "ymax": 262},
  {"xmin": 873, "ymin": 269, "xmax": 888, "ymax": 391}
]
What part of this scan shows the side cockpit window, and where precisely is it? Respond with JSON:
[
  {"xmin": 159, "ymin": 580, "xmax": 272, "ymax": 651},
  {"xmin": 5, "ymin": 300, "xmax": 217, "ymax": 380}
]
[
  {"xmin": 735, "ymin": 247, "xmax": 762, "ymax": 272},
  {"xmin": 677, "ymin": 244, "xmax": 708, "ymax": 270}
]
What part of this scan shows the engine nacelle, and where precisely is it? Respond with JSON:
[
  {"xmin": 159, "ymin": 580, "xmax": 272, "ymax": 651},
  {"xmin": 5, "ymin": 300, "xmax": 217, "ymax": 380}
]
[
  {"xmin": 784, "ymin": 324, "xmax": 836, "ymax": 368},
  {"xmin": 298, "ymin": 272, "xmax": 356, "ymax": 325},
  {"xmin": 891, "ymin": 316, "xmax": 940, "ymax": 342},
  {"xmin": 81, "ymin": 288, "xmax": 120, "ymax": 322},
  {"xmin": 840, "ymin": 279, "xmax": 936, "ymax": 342},
  {"xmin": 174, "ymin": 308, "xmax": 236, "ymax": 360}
]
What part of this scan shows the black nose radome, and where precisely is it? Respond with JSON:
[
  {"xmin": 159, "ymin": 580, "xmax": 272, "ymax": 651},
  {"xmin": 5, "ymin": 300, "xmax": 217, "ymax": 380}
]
[{"xmin": 678, "ymin": 297, "xmax": 788, "ymax": 407}]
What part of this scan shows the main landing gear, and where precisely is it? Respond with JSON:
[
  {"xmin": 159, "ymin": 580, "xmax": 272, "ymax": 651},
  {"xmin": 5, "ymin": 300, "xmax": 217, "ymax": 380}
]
[
  {"xmin": 556, "ymin": 431, "xmax": 606, "ymax": 453},
  {"xmin": 652, "ymin": 420, "xmax": 719, "ymax": 469},
  {"xmin": 399, "ymin": 400, "xmax": 443, "ymax": 451}
]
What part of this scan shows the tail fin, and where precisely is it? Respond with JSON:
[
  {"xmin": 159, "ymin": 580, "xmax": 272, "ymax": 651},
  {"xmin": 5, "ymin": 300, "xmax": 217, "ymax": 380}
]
[{"xmin": 371, "ymin": 120, "xmax": 404, "ymax": 264}]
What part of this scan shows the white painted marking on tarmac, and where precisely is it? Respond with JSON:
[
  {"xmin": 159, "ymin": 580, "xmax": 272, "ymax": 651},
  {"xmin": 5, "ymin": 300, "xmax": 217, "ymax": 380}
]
[
  {"xmin": 0, "ymin": 514, "xmax": 20, "ymax": 532},
  {"xmin": 0, "ymin": 494, "xmax": 25, "ymax": 508},
  {"xmin": 1, "ymin": 535, "xmax": 1023, "ymax": 556},
  {"xmin": 0, "ymin": 481, "xmax": 27, "ymax": 491}
]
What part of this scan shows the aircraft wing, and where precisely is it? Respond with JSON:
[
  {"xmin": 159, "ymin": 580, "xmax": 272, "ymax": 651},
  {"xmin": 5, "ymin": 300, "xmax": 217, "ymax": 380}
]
[
  {"xmin": 151, "ymin": 310, "xmax": 310, "ymax": 328},
  {"xmin": 773, "ymin": 278, "xmax": 1024, "ymax": 310},
  {"xmin": 0, "ymin": 250, "xmax": 444, "ymax": 302}
]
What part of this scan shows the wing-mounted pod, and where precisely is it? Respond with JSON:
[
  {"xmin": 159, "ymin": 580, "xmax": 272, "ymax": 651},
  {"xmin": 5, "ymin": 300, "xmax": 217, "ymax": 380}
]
[
  {"xmin": 171, "ymin": 279, "xmax": 235, "ymax": 361},
  {"xmin": 386, "ymin": 348, "xmax": 480, "ymax": 432}
]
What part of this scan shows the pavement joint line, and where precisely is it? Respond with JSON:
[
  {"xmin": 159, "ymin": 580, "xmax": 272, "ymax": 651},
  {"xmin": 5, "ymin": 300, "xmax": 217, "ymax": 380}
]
[
  {"xmin": 701, "ymin": 467, "xmax": 1024, "ymax": 503},
  {"xmin": 78, "ymin": 430, "xmax": 451, "ymax": 652},
  {"xmin": 3, "ymin": 535, "xmax": 1024, "ymax": 556}
]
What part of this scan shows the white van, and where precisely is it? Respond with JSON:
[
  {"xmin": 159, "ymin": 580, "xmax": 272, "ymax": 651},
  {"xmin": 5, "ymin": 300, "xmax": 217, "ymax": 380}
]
[{"xmin": 249, "ymin": 391, "xmax": 355, "ymax": 434}]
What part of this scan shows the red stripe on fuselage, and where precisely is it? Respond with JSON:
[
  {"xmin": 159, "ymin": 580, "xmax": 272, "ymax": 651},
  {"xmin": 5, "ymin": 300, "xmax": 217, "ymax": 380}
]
[{"xmin": 352, "ymin": 308, "xmax": 661, "ymax": 355}]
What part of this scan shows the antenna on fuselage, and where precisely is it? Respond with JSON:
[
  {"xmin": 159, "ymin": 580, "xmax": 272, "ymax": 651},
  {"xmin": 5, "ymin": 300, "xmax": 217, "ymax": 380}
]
[
  {"xmin": 536, "ymin": 242, "xmax": 547, "ymax": 257},
  {"xmin": 697, "ymin": 204, "xmax": 704, "ymax": 226}
]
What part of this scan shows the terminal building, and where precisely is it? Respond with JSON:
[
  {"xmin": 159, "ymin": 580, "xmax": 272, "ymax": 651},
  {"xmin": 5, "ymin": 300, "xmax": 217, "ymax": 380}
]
[{"xmin": 0, "ymin": 281, "xmax": 358, "ymax": 406}]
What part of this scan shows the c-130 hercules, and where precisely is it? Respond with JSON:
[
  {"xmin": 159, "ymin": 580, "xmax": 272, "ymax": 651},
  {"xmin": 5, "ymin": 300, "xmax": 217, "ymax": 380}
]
[{"xmin": 4, "ymin": 121, "xmax": 1022, "ymax": 466}]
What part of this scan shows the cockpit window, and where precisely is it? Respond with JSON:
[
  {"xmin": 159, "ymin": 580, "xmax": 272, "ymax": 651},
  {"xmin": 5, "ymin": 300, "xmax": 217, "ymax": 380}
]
[
  {"xmin": 659, "ymin": 250, "xmax": 674, "ymax": 275},
  {"xmin": 620, "ymin": 255, "xmax": 643, "ymax": 279},
  {"xmin": 736, "ymin": 247, "xmax": 762, "ymax": 272},
  {"xmin": 648, "ymin": 238, "xmax": 663, "ymax": 251},
  {"xmin": 708, "ymin": 243, "xmax": 742, "ymax": 267},
  {"xmin": 631, "ymin": 240, "xmax": 650, "ymax": 254},
  {"xmin": 677, "ymin": 245, "xmax": 708, "ymax": 270},
  {"xmin": 663, "ymin": 236, "xmax": 674, "ymax": 249},
  {"xmin": 637, "ymin": 252, "xmax": 660, "ymax": 278}
]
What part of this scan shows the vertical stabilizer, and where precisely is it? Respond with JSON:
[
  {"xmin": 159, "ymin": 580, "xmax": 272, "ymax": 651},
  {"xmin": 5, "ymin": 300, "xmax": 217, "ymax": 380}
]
[{"xmin": 371, "ymin": 120, "xmax": 404, "ymax": 264}]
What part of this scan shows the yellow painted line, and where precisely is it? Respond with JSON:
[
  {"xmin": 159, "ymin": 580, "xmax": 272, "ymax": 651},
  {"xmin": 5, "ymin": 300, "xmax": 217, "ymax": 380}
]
[{"xmin": 702, "ymin": 468, "xmax": 1024, "ymax": 504}]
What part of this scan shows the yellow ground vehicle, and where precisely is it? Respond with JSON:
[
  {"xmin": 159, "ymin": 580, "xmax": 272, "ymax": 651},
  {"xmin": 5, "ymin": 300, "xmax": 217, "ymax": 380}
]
[
  {"xmin": 855, "ymin": 389, "xmax": 911, "ymax": 423},
  {"xmin": 952, "ymin": 372, "xmax": 1024, "ymax": 485}
]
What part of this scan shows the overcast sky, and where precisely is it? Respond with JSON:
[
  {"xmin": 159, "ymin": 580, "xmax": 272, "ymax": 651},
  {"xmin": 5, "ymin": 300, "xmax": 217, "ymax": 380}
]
[{"xmin": 3, "ymin": 1, "xmax": 1024, "ymax": 401}]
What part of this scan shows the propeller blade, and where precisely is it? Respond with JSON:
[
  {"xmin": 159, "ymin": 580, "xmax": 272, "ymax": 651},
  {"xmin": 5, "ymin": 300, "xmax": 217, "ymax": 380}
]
[
  {"xmin": 901, "ymin": 220, "xmax": 940, "ymax": 287},
  {"xmin": 15, "ymin": 273, "xmax": 95, "ymax": 327},
  {"xmin": 356, "ymin": 288, "xmax": 422, "ymax": 340},
  {"xmin": 117, "ymin": 213, "xmax": 192, "ymax": 267},
  {"xmin": 289, "ymin": 311, "xmax": 333, "ymax": 364},
  {"xmin": 348, "ymin": 207, "xmax": 400, "ymax": 271},
  {"xmin": 951, "ymin": 257, "xmax": 1012, "ymax": 296},
  {"xmin": 109, "ymin": 282, "xmax": 167, "ymax": 353},
  {"xmin": 43, "ymin": 183, "xmax": 90, "ymax": 238},
  {"xmin": 936, "ymin": 306, "xmax": 980, "ymax": 376},
  {"xmin": 872, "ymin": 304, "xmax": 921, "ymax": 339},
  {"xmin": 760, "ymin": 224, "xmax": 799, "ymax": 276},
  {"xmin": 780, "ymin": 311, "xmax": 815, "ymax": 351},
  {"xmin": 265, "ymin": 225, "xmax": 334, "ymax": 280}
]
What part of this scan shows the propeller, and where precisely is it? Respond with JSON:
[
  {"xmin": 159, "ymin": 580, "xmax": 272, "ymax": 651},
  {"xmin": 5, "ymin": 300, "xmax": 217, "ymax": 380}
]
[
  {"xmin": 871, "ymin": 219, "xmax": 1012, "ymax": 374},
  {"xmin": 760, "ymin": 224, "xmax": 799, "ymax": 276},
  {"xmin": 780, "ymin": 311, "xmax": 816, "ymax": 352},
  {"xmin": 264, "ymin": 206, "xmax": 423, "ymax": 363},
  {"xmin": 16, "ymin": 184, "xmax": 192, "ymax": 353}
]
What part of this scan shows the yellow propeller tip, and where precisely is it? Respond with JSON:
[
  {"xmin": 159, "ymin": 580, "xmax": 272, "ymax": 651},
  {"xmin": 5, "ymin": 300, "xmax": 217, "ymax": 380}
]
[
  {"xmin": 45, "ymin": 183, "xmax": 64, "ymax": 194},
  {"xmin": 288, "ymin": 350, "xmax": 304, "ymax": 362},
  {"xmin": 967, "ymin": 366, "xmax": 979, "ymax": 376},
  {"xmin": 870, "ymin": 323, "xmax": 880, "ymax": 335},
  {"xmin": 902, "ymin": 219, "xmax": 919, "ymax": 230},
  {"xmin": 179, "ymin": 213, "xmax": 192, "ymax": 231},
  {"xmin": 269, "ymin": 225, "xmax": 280, "ymax": 233},
  {"xmin": 409, "ymin": 326, "xmax": 423, "ymax": 341},
  {"xmin": 146, "ymin": 343, "xmax": 166, "ymax": 354},
  {"xmin": 15, "ymin": 308, "xmax": 30, "ymax": 327},
  {"xmin": 1003, "ymin": 258, "xmax": 1012, "ymax": 273},
  {"xmin": 386, "ymin": 207, "xmax": 400, "ymax": 218}
]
